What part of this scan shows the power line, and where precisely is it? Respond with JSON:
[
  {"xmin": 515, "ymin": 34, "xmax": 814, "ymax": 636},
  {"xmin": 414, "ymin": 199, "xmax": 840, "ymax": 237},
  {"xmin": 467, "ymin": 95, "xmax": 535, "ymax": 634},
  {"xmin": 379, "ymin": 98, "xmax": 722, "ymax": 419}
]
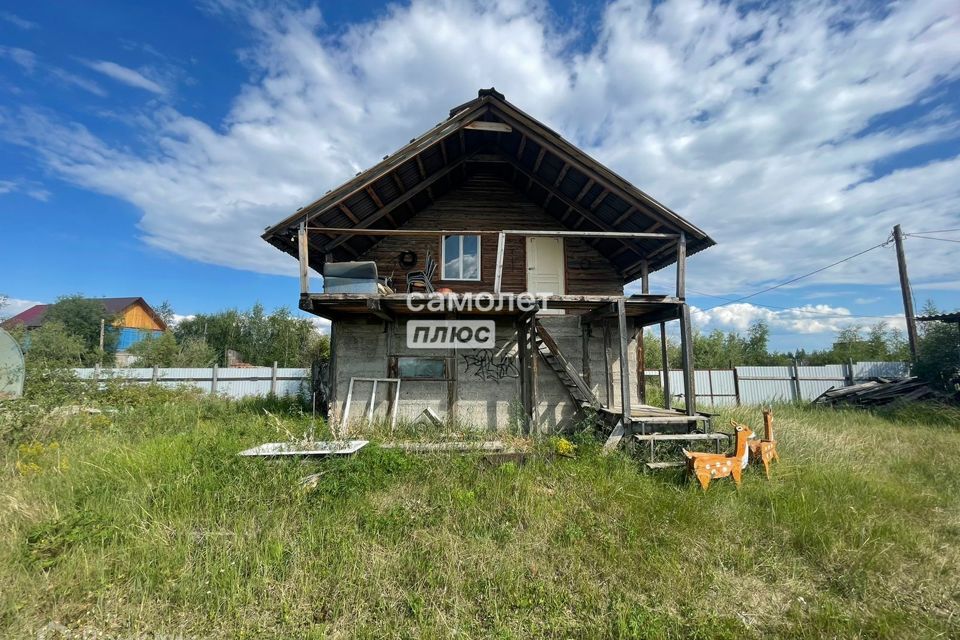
[
  {"xmin": 698, "ymin": 240, "xmax": 892, "ymax": 312},
  {"xmin": 907, "ymin": 228, "xmax": 960, "ymax": 235},
  {"xmin": 906, "ymin": 233, "xmax": 960, "ymax": 244}
]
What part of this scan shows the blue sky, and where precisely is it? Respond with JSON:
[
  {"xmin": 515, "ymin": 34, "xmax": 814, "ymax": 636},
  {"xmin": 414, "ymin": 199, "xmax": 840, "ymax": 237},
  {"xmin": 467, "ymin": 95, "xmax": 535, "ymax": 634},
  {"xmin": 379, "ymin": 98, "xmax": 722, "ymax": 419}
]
[{"xmin": 1, "ymin": 0, "xmax": 959, "ymax": 352}]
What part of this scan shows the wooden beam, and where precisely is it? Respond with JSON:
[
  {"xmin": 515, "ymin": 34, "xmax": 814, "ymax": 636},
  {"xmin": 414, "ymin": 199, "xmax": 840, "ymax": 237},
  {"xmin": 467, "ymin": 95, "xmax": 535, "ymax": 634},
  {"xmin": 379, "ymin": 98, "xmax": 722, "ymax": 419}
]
[
  {"xmin": 391, "ymin": 173, "xmax": 405, "ymax": 192},
  {"xmin": 613, "ymin": 207, "xmax": 636, "ymax": 226},
  {"xmin": 590, "ymin": 189, "xmax": 609, "ymax": 210},
  {"xmin": 641, "ymin": 260, "xmax": 649, "ymax": 294},
  {"xmin": 465, "ymin": 120, "xmax": 512, "ymax": 132},
  {"xmin": 366, "ymin": 298, "xmax": 392, "ymax": 322},
  {"xmin": 617, "ymin": 298, "xmax": 631, "ymax": 423},
  {"xmin": 583, "ymin": 301, "xmax": 617, "ymax": 324},
  {"xmin": 365, "ymin": 186, "xmax": 384, "ymax": 209},
  {"xmin": 676, "ymin": 231, "xmax": 686, "ymax": 300},
  {"xmin": 298, "ymin": 222, "xmax": 309, "ymax": 295},
  {"xmin": 320, "ymin": 152, "xmax": 479, "ymax": 252},
  {"xmin": 439, "ymin": 138, "xmax": 448, "ymax": 164},
  {"xmin": 660, "ymin": 321, "xmax": 671, "ymax": 410},
  {"xmin": 415, "ymin": 155, "xmax": 427, "ymax": 180},
  {"xmin": 338, "ymin": 203, "xmax": 359, "ymax": 223},
  {"xmin": 679, "ymin": 303, "xmax": 696, "ymax": 416},
  {"xmin": 553, "ymin": 163, "xmax": 570, "ymax": 187},
  {"xmin": 575, "ymin": 178, "xmax": 595, "ymax": 203},
  {"xmin": 516, "ymin": 134, "xmax": 527, "ymax": 159},
  {"xmin": 494, "ymin": 232, "xmax": 506, "ymax": 294},
  {"xmin": 502, "ymin": 229, "xmax": 678, "ymax": 240},
  {"xmin": 532, "ymin": 148, "xmax": 546, "ymax": 173},
  {"xmin": 459, "ymin": 130, "xmax": 466, "ymax": 155}
]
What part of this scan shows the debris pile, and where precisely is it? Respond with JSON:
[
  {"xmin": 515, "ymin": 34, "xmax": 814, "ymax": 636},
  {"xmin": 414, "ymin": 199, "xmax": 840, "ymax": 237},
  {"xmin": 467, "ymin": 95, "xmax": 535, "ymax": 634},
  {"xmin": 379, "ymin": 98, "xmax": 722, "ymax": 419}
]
[{"xmin": 813, "ymin": 377, "xmax": 936, "ymax": 407}]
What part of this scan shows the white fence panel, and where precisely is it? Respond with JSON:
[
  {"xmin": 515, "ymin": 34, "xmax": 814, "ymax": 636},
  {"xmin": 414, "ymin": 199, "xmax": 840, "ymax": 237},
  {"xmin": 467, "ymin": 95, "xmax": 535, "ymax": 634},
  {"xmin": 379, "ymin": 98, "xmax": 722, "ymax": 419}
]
[
  {"xmin": 735, "ymin": 366, "xmax": 796, "ymax": 404},
  {"xmin": 854, "ymin": 361, "xmax": 910, "ymax": 379},
  {"xmin": 73, "ymin": 367, "xmax": 310, "ymax": 398}
]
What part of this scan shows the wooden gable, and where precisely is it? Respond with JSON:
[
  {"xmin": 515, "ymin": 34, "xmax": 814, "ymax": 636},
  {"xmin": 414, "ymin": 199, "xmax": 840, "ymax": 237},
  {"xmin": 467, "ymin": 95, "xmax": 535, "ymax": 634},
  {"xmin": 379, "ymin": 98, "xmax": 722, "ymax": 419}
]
[
  {"xmin": 355, "ymin": 169, "xmax": 624, "ymax": 295},
  {"xmin": 262, "ymin": 88, "xmax": 715, "ymax": 281}
]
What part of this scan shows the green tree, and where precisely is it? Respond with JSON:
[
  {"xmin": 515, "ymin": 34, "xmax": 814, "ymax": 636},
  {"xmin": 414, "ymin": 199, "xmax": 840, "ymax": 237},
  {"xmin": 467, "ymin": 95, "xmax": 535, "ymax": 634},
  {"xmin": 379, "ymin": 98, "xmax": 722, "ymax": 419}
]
[
  {"xmin": 128, "ymin": 331, "xmax": 216, "ymax": 367},
  {"xmin": 43, "ymin": 295, "xmax": 118, "ymax": 364},
  {"xmin": 174, "ymin": 303, "xmax": 328, "ymax": 367},
  {"xmin": 914, "ymin": 302, "xmax": 960, "ymax": 392},
  {"xmin": 19, "ymin": 321, "xmax": 85, "ymax": 367}
]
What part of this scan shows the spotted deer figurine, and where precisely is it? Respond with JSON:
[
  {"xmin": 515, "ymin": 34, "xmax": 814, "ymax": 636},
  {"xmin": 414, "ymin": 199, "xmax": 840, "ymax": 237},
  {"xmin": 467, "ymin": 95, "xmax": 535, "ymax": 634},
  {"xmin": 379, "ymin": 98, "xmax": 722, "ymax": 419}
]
[
  {"xmin": 748, "ymin": 408, "xmax": 780, "ymax": 479},
  {"xmin": 683, "ymin": 422, "xmax": 754, "ymax": 491}
]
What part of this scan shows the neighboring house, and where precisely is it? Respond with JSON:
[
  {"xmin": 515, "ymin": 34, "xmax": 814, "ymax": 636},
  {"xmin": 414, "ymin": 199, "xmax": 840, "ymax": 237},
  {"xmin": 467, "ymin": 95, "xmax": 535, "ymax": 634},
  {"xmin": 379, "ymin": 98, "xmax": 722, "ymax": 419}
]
[
  {"xmin": 2, "ymin": 297, "xmax": 167, "ymax": 365},
  {"xmin": 262, "ymin": 89, "xmax": 716, "ymax": 438}
]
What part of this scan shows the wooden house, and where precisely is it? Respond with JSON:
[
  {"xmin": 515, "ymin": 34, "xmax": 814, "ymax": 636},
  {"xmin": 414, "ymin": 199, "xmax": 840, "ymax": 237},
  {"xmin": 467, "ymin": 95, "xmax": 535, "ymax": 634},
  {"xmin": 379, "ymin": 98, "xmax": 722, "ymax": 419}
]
[
  {"xmin": 2, "ymin": 297, "xmax": 167, "ymax": 365},
  {"xmin": 262, "ymin": 89, "xmax": 716, "ymax": 440}
]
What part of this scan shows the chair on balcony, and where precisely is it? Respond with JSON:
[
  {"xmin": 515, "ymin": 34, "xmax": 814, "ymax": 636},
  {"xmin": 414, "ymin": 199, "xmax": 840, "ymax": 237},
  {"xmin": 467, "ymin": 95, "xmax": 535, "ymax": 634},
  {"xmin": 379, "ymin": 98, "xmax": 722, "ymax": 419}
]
[{"xmin": 406, "ymin": 252, "xmax": 437, "ymax": 293}]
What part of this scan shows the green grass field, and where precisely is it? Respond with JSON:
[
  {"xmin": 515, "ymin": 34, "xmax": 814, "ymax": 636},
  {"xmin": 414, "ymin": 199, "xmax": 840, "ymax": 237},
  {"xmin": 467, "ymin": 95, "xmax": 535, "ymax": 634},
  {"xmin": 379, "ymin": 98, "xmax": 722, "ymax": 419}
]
[{"xmin": 2, "ymin": 390, "xmax": 959, "ymax": 639}]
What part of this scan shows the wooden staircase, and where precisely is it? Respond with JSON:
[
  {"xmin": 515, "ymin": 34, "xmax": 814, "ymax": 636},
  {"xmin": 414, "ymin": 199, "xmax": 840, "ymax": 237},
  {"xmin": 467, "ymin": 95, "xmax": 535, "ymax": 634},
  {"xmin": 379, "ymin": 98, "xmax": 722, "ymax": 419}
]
[{"xmin": 534, "ymin": 322, "xmax": 601, "ymax": 411}]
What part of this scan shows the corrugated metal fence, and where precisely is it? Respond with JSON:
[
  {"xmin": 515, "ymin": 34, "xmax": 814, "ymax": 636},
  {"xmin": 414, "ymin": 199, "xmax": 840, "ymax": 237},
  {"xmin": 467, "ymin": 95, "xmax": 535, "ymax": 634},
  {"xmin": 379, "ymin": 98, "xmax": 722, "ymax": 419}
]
[
  {"xmin": 75, "ymin": 360, "xmax": 910, "ymax": 405},
  {"xmin": 74, "ymin": 366, "xmax": 309, "ymax": 399},
  {"xmin": 653, "ymin": 361, "xmax": 909, "ymax": 407}
]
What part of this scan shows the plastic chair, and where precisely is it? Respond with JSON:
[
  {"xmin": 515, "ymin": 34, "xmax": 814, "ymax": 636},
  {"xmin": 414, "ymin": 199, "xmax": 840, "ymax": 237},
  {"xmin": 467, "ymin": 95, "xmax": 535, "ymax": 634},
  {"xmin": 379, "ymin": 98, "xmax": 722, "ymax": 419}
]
[{"xmin": 406, "ymin": 252, "xmax": 437, "ymax": 293}]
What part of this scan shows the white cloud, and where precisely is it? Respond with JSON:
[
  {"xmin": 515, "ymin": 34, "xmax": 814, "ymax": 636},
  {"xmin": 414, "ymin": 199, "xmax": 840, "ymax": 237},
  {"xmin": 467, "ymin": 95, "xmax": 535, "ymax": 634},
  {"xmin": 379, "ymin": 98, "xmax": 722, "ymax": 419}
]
[
  {"xmin": 0, "ymin": 297, "xmax": 44, "ymax": 320},
  {"xmin": 0, "ymin": 46, "xmax": 37, "ymax": 73},
  {"xmin": 691, "ymin": 302, "xmax": 905, "ymax": 335},
  {"xmin": 0, "ymin": 12, "xmax": 37, "ymax": 30},
  {"xmin": 3, "ymin": 0, "xmax": 959, "ymax": 300},
  {"xmin": 0, "ymin": 177, "xmax": 51, "ymax": 201},
  {"xmin": 82, "ymin": 60, "xmax": 166, "ymax": 94},
  {"xmin": 0, "ymin": 46, "xmax": 106, "ymax": 96}
]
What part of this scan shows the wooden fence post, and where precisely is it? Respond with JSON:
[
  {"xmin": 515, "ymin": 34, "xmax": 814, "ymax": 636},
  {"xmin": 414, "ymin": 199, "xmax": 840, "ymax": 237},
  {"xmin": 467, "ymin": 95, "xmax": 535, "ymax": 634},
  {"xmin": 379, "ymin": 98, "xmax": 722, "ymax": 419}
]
[{"xmin": 791, "ymin": 359, "xmax": 802, "ymax": 402}]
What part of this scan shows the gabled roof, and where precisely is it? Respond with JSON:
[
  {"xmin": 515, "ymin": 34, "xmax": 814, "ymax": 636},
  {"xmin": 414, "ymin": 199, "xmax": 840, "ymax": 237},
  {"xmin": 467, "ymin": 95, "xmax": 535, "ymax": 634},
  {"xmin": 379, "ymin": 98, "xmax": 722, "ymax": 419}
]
[
  {"xmin": 1, "ymin": 297, "xmax": 167, "ymax": 331},
  {"xmin": 262, "ymin": 88, "xmax": 715, "ymax": 279}
]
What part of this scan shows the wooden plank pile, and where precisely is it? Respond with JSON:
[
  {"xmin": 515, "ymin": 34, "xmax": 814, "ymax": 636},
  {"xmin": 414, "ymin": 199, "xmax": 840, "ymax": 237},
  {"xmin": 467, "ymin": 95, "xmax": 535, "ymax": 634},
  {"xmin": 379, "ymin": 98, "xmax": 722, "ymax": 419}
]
[{"xmin": 813, "ymin": 377, "xmax": 935, "ymax": 407}]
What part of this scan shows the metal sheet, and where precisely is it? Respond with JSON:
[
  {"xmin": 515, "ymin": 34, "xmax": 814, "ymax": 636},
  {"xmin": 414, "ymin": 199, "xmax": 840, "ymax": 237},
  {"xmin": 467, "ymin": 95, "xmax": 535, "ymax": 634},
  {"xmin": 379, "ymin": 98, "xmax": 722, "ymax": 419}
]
[{"xmin": 0, "ymin": 328, "xmax": 25, "ymax": 399}]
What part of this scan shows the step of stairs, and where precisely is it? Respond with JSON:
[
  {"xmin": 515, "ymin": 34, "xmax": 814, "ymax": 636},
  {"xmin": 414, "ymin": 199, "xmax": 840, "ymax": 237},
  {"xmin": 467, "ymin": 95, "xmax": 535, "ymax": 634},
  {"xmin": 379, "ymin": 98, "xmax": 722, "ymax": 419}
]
[{"xmin": 633, "ymin": 433, "xmax": 729, "ymax": 442}]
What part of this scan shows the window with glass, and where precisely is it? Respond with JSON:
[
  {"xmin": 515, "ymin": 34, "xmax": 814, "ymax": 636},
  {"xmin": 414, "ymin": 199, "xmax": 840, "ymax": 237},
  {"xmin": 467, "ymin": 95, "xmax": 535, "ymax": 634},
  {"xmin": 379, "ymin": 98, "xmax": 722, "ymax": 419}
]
[
  {"xmin": 397, "ymin": 356, "xmax": 446, "ymax": 380},
  {"xmin": 441, "ymin": 234, "xmax": 481, "ymax": 280}
]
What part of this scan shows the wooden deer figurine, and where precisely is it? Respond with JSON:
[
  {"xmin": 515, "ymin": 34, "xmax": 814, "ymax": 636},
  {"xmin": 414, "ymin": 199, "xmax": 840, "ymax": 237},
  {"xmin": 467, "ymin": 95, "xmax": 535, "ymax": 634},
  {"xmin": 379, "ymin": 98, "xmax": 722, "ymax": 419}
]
[
  {"xmin": 683, "ymin": 422, "xmax": 754, "ymax": 491},
  {"xmin": 748, "ymin": 408, "xmax": 780, "ymax": 479}
]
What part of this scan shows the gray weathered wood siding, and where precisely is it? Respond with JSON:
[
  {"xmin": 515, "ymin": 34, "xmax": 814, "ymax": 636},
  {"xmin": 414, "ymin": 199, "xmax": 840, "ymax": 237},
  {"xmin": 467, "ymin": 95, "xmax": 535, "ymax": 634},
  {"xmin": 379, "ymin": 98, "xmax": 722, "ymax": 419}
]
[{"xmin": 356, "ymin": 171, "xmax": 624, "ymax": 296}]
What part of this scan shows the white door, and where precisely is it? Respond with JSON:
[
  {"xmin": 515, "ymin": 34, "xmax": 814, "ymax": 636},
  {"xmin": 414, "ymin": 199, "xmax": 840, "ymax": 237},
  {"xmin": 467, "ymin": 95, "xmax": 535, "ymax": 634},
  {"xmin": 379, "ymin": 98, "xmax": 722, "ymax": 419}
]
[{"xmin": 526, "ymin": 237, "xmax": 565, "ymax": 314}]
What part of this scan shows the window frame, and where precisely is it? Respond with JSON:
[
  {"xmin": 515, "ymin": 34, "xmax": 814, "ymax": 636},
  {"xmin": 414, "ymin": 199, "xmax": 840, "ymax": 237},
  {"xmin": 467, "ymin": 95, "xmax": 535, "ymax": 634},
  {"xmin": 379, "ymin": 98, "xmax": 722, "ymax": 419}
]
[
  {"xmin": 395, "ymin": 356, "xmax": 448, "ymax": 381},
  {"xmin": 440, "ymin": 234, "xmax": 482, "ymax": 281}
]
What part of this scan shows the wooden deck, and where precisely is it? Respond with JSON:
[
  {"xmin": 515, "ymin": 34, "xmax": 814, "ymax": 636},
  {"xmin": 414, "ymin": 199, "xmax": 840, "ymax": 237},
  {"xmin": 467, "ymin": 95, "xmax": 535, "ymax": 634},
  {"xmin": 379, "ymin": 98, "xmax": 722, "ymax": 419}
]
[{"xmin": 300, "ymin": 292, "xmax": 683, "ymax": 322}]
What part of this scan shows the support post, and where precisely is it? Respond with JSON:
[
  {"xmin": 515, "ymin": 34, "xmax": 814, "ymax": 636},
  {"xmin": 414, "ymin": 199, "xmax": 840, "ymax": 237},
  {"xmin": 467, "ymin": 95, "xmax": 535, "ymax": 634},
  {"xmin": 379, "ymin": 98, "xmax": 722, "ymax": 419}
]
[
  {"xmin": 270, "ymin": 361, "xmax": 279, "ymax": 396},
  {"xmin": 640, "ymin": 260, "xmax": 649, "ymax": 294},
  {"xmin": 732, "ymin": 367, "xmax": 741, "ymax": 406},
  {"xmin": 791, "ymin": 358, "xmax": 802, "ymax": 403},
  {"xmin": 517, "ymin": 315, "xmax": 535, "ymax": 434},
  {"xmin": 580, "ymin": 322, "xmax": 592, "ymax": 387},
  {"xmin": 494, "ymin": 232, "xmax": 506, "ymax": 294},
  {"xmin": 603, "ymin": 320, "xmax": 614, "ymax": 406},
  {"xmin": 679, "ymin": 304, "xmax": 696, "ymax": 416},
  {"xmin": 660, "ymin": 322, "xmax": 671, "ymax": 409},
  {"xmin": 617, "ymin": 298, "xmax": 631, "ymax": 424},
  {"xmin": 298, "ymin": 222, "xmax": 310, "ymax": 296},
  {"xmin": 636, "ymin": 321, "xmax": 646, "ymax": 404},
  {"xmin": 211, "ymin": 363, "xmax": 219, "ymax": 395},
  {"xmin": 675, "ymin": 232, "xmax": 686, "ymax": 299},
  {"xmin": 893, "ymin": 224, "xmax": 918, "ymax": 361},
  {"xmin": 152, "ymin": 365, "xmax": 159, "ymax": 384}
]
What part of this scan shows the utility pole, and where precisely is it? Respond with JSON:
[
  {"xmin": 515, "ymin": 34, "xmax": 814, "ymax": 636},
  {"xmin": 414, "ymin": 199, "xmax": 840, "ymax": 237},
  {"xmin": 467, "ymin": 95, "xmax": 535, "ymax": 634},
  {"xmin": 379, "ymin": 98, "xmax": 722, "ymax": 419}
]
[{"xmin": 893, "ymin": 224, "xmax": 918, "ymax": 362}]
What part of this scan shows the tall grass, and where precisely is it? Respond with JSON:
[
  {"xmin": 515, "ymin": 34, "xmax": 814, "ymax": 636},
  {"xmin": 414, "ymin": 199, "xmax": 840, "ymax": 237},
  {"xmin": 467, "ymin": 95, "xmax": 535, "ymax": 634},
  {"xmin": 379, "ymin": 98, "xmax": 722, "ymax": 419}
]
[{"xmin": 1, "ymin": 392, "xmax": 959, "ymax": 638}]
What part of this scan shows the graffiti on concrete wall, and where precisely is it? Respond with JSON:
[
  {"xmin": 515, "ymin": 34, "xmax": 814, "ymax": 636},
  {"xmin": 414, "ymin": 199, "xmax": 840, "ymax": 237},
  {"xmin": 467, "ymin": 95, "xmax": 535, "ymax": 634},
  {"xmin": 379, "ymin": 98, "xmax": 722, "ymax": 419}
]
[{"xmin": 462, "ymin": 345, "xmax": 519, "ymax": 382}]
